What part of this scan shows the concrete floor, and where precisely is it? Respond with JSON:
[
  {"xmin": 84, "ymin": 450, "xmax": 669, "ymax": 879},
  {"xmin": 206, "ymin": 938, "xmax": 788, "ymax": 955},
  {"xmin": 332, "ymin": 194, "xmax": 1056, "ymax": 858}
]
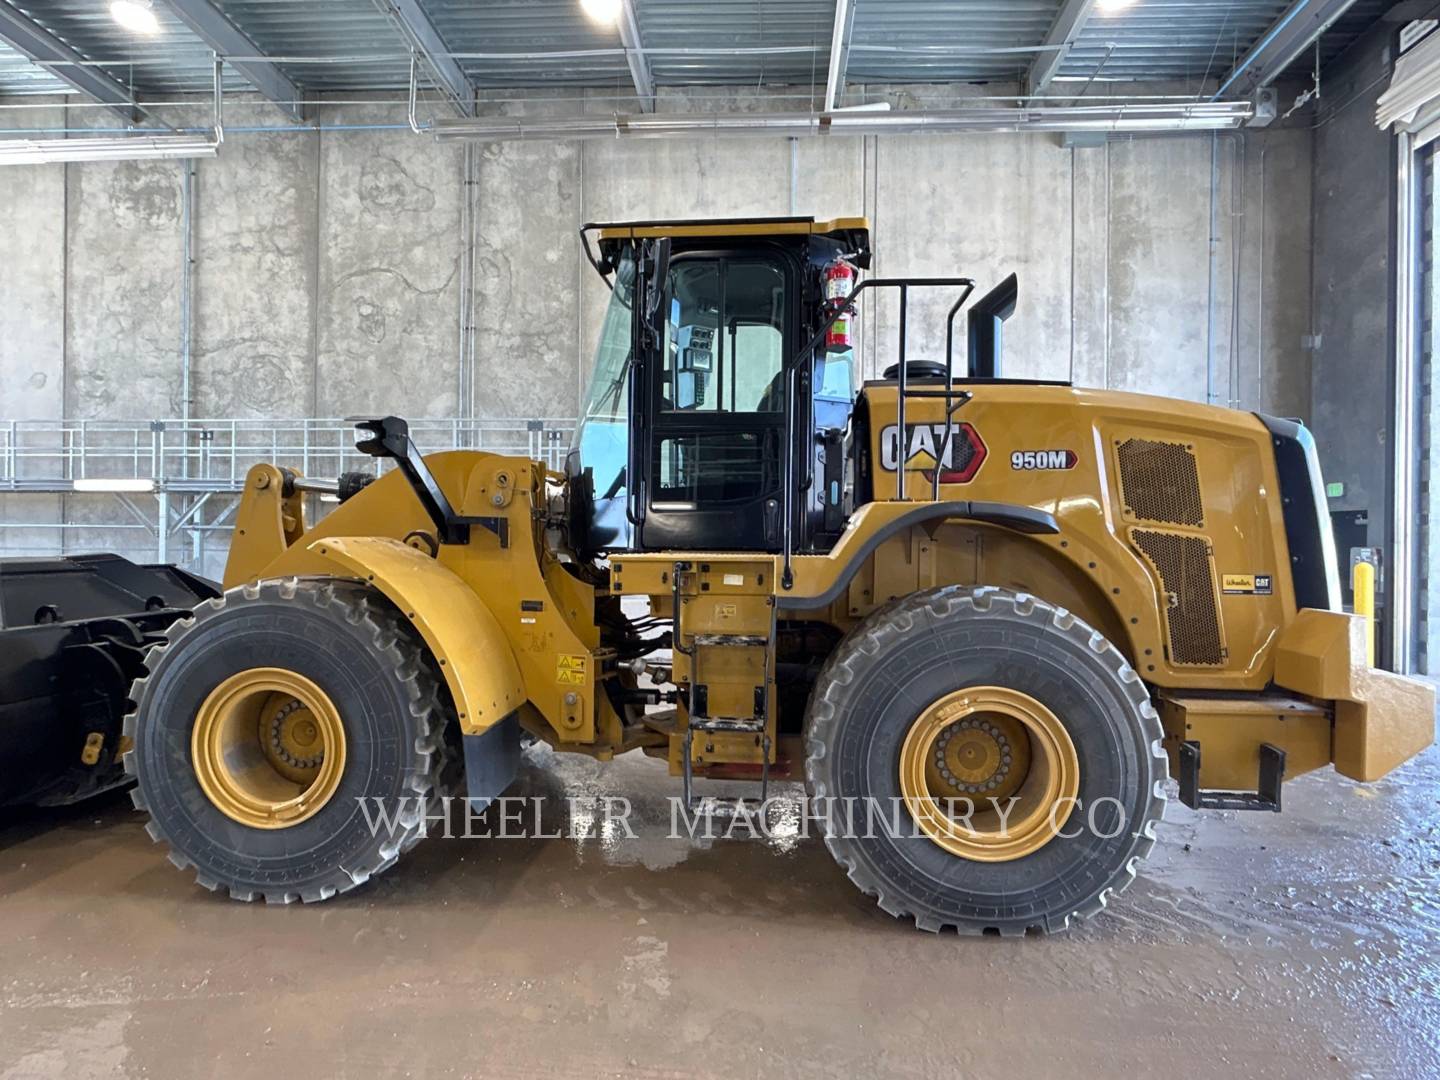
[{"xmin": 2, "ymin": 735, "xmax": 1438, "ymax": 1080}]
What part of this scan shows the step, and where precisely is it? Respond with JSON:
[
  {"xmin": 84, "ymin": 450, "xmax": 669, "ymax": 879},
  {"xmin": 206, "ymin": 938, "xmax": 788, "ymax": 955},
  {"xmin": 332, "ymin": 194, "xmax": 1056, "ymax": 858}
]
[
  {"xmin": 689, "ymin": 716, "xmax": 766, "ymax": 734},
  {"xmin": 691, "ymin": 634, "xmax": 769, "ymax": 647}
]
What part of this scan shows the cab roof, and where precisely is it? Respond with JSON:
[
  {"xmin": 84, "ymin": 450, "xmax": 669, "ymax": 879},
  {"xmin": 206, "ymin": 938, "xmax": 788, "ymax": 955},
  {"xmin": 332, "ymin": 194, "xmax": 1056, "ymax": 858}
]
[
  {"xmin": 594, "ymin": 215, "xmax": 868, "ymax": 242},
  {"xmin": 590, "ymin": 216, "xmax": 870, "ymax": 263}
]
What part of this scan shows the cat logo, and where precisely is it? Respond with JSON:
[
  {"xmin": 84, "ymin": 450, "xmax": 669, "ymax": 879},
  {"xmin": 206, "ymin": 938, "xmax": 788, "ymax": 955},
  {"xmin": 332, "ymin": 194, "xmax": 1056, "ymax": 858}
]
[{"xmin": 879, "ymin": 422, "xmax": 987, "ymax": 484}]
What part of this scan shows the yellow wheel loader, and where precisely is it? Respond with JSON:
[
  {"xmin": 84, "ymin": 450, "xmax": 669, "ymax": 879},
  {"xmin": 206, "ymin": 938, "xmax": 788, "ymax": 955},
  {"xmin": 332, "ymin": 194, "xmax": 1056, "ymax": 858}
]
[{"xmin": 124, "ymin": 217, "xmax": 1435, "ymax": 933}]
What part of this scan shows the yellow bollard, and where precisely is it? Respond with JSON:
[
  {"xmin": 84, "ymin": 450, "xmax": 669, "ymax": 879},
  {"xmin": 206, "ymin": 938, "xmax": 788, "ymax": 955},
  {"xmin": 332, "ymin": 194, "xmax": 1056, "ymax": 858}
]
[{"xmin": 1353, "ymin": 561, "xmax": 1376, "ymax": 668}]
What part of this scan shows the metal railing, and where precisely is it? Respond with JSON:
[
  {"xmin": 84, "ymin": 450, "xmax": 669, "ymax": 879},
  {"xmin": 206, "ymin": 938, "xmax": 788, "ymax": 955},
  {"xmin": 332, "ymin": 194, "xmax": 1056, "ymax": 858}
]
[
  {"xmin": 0, "ymin": 416, "xmax": 577, "ymax": 571},
  {"xmin": 0, "ymin": 417, "xmax": 576, "ymax": 492}
]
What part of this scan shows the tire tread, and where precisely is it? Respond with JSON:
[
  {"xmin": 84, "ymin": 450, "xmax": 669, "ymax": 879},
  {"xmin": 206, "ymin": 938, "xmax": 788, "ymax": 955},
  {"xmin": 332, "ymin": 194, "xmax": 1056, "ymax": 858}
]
[
  {"xmin": 803, "ymin": 584, "xmax": 1168, "ymax": 936},
  {"xmin": 123, "ymin": 577, "xmax": 451, "ymax": 904}
]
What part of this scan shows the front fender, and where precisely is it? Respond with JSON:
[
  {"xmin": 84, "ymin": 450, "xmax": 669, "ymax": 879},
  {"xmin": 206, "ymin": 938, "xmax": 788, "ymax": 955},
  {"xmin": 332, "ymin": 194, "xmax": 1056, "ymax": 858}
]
[{"xmin": 308, "ymin": 536, "xmax": 525, "ymax": 735}]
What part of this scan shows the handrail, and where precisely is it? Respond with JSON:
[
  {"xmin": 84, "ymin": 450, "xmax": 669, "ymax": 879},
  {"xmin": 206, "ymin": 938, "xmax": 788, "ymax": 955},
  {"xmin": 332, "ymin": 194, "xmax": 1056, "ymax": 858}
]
[
  {"xmin": 934, "ymin": 286, "xmax": 979, "ymax": 500},
  {"xmin": 780, "ymin": 276, "xmax": 975, "ymax": 589}
]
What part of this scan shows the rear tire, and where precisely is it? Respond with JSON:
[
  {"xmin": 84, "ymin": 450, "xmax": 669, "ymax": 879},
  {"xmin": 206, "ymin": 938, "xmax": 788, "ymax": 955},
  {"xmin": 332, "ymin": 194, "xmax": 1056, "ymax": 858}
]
[
  {"xmin": 804, "ymin": 585, "xmax": 1167, "ymax": 935},
  {"xmin": 125, "ymin": 577, "xmax": 451, "ymax": 903}
]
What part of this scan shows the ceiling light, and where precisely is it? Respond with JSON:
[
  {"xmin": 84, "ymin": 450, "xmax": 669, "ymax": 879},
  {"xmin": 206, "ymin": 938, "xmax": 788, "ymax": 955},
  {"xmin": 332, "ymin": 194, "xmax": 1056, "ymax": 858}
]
[
  {"xmin": 1095, "ymin": 0, "xmax": 1136, "ymax": 12},
  {"xmin": 73, "ymin": 478, "xmax": 156, "ymax": 493},
  {"xmin": 110, "ymin": 0, "xmax": 160, "ymax": 34},
  {"xmin": 579, "ymin": 0, "xmax": 622, "ymax": 23},
  {"xmin": 0, "ymin": 135, "xmax": 219, "ymax": 166}
]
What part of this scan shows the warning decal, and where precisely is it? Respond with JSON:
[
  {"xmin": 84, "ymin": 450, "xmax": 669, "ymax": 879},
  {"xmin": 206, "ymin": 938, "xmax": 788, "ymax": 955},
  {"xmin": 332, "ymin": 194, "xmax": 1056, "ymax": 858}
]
[{"xmin": 556, "ymin": 654, "xmax": 588, "ymax": 685}]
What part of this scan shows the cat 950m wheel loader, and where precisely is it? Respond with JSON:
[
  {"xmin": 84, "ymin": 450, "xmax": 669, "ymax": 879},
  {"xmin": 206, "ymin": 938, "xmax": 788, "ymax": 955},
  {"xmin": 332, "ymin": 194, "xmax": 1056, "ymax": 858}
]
[{"xmin": 125, "ymin": 217, "xmax": 1434, "ymax": 934}]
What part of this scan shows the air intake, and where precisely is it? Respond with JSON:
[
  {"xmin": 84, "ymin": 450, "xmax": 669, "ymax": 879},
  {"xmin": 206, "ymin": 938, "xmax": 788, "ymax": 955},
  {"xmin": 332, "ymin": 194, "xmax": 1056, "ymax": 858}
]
[
  {"xmin": 1131, "ymin": 530, "xmax": 1226, "ymax": 666},
  {"xmin": 1116, "ymin": 438, "xmax": 1204, "ymax": 527}
]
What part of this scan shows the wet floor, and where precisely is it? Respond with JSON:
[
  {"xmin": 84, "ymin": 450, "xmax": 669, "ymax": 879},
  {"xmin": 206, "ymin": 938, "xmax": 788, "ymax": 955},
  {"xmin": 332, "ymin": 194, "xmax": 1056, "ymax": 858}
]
[{"xmin": 1, "ymin": 732, "xmax": 1438, "ymax": 1080}]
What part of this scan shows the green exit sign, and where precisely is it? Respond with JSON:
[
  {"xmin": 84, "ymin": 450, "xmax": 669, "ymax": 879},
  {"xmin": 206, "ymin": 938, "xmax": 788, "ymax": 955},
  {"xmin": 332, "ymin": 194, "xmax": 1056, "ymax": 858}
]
[{"xmin": 1326, "ymin": 482, "xmax": 1345, "ymax": 498}]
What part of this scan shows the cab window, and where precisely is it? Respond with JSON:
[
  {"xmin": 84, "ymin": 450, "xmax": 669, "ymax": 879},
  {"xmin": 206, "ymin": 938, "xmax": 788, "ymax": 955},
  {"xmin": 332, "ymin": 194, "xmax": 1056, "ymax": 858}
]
[{"xmin": 662, "ymin": 258, "xmax": 786, "ymax": 414}]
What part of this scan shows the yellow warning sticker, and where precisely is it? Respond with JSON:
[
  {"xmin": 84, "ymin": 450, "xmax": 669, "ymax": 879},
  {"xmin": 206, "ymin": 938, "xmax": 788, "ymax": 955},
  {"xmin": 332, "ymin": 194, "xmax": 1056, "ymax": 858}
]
[
  {"xmin": 556, "ymin": 654, "xmax": 588, "ymax": 685},
  {"xmin": 1222, "ymin": 574, "xmax": 1273, "ymax": 595}
]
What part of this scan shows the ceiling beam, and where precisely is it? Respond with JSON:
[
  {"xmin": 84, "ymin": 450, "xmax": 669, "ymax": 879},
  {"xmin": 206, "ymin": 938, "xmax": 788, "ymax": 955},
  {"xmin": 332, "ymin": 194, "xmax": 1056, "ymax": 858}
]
[
  {"xmin": 0, "ymin": 1, "xmax": 142, "ymax": 122},
  {"xmin": 158, "ymin": 0, "xmax": 303, "ymax": 121},
  {"xmin": 1215, "ymin": 0, "xmax": 1361, "ymax": 99},
  {"xmin": 1027, "ymin": 0, "xmax": 1099, "ymax": 97},
  {"xmin": 374, "ymin": 0, "xmax": 473, "ymax": 117},
  {"xmin": 617, "ymin": 0, "xmax": 654, "ymax": 112},
  {"xmin": 823, "ymin": 0, "xmax": 856, "ymax": 111}
]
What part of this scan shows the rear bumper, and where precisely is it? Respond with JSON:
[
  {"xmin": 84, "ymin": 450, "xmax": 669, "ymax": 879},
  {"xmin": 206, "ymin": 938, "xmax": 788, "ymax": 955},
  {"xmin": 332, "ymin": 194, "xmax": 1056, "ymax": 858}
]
[{"xmin": 1275, "ymin": 609, "xmax": 1436, "ymax": 781}]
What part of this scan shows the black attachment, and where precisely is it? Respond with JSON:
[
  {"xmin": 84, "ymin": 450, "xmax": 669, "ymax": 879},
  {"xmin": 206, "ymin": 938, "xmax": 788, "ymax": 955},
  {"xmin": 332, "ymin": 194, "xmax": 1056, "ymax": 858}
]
[
  {"xmin": 578, "ymin": 223, "xmax": 616, "ymax": 283},
  {"xmin": 643, "ymin": 237, "xmax": 671, "ymax": 329},
  {"xmin": 818, "ymin": 427, "xmax": 846, "ymax": 534},
  {"xmin": 967, "ymin": 273, "xmax": 1019, "ymax": 379},
  {"xmin": 611, "ymin": 686, "xmax": 663, "ymax": 707},
  {"xmin": 351, "ymin": 416, "xmax": 508, "ymax": 547},
  {"xmin": 0, "ymin": 555, "xmax": 217, "ymax": 807},
  {"xmin": 337, "ymin": 471, "xmax": 376, "ymax": 503},
  {"xmin": 402, "ymin": 530, "xmax": 439, "ymax": 558},
  {"xmin": 1178, "ymin": 740, "xmax": 1286, "ymax": 812},
  {"xmin": 882, "ymin": 360, "xmax": 953, "ymax": 381}
]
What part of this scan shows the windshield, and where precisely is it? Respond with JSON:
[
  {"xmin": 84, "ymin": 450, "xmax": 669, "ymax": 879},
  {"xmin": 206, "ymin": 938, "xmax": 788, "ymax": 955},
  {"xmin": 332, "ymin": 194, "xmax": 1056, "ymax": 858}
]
[
  {"xmin": 570, "ymin": 257, "xmax": 635, "ymax": 549},
  {"xmin": 580, "ymin": 270, "xmax": 634, "ymax": 429}
]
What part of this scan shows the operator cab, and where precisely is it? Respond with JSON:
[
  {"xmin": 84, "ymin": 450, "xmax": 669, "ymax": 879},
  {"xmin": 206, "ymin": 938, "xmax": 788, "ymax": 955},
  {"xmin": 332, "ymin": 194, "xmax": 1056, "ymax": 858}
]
[{"xmin": 568, "ymin": 217, "xmax": 871, "ymax": 556}]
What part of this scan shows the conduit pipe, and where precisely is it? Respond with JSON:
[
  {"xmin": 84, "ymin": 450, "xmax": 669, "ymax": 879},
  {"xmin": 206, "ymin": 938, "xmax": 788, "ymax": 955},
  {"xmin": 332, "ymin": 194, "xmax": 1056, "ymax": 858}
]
[{"xmin": 430, "ymin": 102, "xmax": 1253, "ymax": 143}]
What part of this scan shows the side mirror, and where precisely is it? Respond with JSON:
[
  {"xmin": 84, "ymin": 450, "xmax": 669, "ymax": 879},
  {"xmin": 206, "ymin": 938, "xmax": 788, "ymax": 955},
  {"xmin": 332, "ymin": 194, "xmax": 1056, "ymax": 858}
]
[{"xmin": 967, "ymin": 273, "xmax": 1018, "ymax": 379}]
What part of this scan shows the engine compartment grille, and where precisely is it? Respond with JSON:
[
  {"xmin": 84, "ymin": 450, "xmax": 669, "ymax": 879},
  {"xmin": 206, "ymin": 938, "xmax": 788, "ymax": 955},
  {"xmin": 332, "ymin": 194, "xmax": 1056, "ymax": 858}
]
[
  {"xmin": 1117, "ymin": 438, "xmax": 1204, "ymax": 527},
  {"xmin": 1131, "ymin": 529, "xmax": 1225, "ymax": 666}
]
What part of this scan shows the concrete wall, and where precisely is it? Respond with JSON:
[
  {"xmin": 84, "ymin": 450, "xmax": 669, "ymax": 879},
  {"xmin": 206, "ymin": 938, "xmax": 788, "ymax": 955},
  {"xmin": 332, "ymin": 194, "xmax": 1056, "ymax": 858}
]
[
  {"xmin": 1308, "ymin": 18, "xmax": 1409, "ymax": 668},
  {"xmin": 1311, "ymin": 22, "xmax": 1396, "ymax": 573},
  {"xmin": 0, "ymin": 100, "xmax": 66, "ymax": 558},
  {"xmin": 0, "ymin": 89, "xmax": 1315, "ymax": 576}
]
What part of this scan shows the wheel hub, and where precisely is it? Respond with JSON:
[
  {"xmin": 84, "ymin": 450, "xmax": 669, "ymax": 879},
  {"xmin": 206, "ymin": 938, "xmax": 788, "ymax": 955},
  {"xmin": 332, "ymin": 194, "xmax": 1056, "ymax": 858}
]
[
  {"xmin": 191, "ymin": 667, "xmax": 347, "ymax": 830},
  {"xmin": 936, "ymin": 718, "xmax": 1015, "ymax": 792},
  {"xmin": 900, "ymin": 686, "xmax": 1080, "ymax": 862},
  {"xmin": 266, "ymin": 698, "xmax": 326, "ymax": 772}
]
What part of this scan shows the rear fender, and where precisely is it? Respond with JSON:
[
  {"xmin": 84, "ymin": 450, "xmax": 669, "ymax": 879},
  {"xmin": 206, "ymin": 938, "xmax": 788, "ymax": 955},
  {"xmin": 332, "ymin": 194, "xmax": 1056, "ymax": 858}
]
[{"xmin": 307, "ymin": 536, "xmax": 525, "ymax": 735}]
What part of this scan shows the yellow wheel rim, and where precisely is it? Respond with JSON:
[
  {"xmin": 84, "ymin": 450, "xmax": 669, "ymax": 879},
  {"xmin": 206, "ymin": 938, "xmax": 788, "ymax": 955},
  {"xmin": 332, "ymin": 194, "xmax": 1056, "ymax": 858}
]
[
  {"xmin": 899, "ymin": 686, "xmax": 1080, "ymax": 862},
  {"xmin": 191, "ymin": 667, "xmax": 347, "ymax": 830}
]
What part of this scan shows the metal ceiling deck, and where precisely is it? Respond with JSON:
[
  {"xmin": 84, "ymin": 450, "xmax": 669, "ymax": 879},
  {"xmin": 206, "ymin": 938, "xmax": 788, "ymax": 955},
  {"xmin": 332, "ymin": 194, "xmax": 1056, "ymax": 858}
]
[{"xmin": 0, "ymin": 0, "xmax": 1401, "ymax": 100}]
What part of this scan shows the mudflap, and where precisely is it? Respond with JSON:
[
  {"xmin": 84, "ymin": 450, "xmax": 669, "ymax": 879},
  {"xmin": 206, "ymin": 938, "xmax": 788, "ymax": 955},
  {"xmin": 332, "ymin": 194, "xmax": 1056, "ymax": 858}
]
[{"xmin": 461, "ymin": 713, "xmax": 522, "ymax": 814}]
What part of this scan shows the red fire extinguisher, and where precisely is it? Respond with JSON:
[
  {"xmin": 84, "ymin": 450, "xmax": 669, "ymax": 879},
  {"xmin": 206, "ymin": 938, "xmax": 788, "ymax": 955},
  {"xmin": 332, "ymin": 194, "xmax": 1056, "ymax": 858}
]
[{"xmin": 823, "ymin": 259, "xmax": 857, "ymax": 352}]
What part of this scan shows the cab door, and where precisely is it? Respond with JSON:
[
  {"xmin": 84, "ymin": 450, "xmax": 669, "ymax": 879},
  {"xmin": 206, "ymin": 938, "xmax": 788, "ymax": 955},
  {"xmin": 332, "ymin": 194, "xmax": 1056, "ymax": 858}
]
[{"xmin": 639, "ymin": 248, "xmax": 794, "ymax": 552}]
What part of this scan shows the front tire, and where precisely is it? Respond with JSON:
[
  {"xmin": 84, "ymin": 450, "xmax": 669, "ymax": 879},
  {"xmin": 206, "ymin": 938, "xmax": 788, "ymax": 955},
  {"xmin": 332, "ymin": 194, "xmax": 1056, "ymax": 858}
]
[
  {"xmin": 804, "ymin": 585, "xmax": 1167, "ymax": 935},
  {"xmin": 125, "ymin": 578, "xmax": 451, "ymax": 903}
]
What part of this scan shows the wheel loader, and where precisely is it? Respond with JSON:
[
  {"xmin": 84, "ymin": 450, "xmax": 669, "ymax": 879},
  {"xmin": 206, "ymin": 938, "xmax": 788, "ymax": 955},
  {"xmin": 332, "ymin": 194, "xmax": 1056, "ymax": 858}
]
[{"xmin": 124, "ymin": 217, "xmax": 1435, "ymax": 934}]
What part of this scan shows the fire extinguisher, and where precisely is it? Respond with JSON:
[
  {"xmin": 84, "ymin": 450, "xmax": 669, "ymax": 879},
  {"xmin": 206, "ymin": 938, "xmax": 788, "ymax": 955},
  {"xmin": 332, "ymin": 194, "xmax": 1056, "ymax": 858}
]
[{"xmin": 823, "ymin": 259, "xmax": 857, "ymax": 352}]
